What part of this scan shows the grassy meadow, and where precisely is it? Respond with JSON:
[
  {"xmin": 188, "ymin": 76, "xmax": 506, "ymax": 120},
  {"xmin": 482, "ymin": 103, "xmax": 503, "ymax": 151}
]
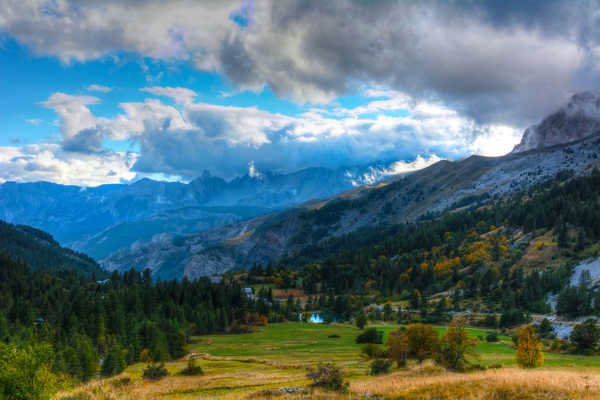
[{"xmin": 58, "ymin": 322, "xmax": 600, "ymax": 399}]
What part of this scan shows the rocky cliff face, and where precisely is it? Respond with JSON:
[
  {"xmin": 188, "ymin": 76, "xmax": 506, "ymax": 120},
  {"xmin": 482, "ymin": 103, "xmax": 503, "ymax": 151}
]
[{"xmin": 512, "ymin": 91, "xmax": 600, "ymax": 153}]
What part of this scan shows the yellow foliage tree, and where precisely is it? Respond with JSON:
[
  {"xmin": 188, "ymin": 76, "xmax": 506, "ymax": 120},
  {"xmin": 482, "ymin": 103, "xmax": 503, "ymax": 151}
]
[
  {"xmin": 516, "ymin": 325, "xmax": 544, "ymax": 368},
  {"xmin": 436, "ymin": 317, "xmax": 479, "ymax": 371}
]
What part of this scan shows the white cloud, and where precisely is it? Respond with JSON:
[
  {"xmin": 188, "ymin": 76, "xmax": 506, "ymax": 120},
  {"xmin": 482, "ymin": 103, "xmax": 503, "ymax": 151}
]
[
  {"xmin": 40, "ymin": 93, "xmax": 99, "ymax": 137},
  {"xmin": 1, "ymin": 1, "xmax": 598, "ymax": 127},
  {"xmin": 0, "ymin": 144, "xmax": 137, "ymax": 186},
  {"xmin": 26, "ymin": 118, "xmax": 42, "ymax": 126},
  {"xmin": 87, "ymin": 84, "xmax": 112, "ymax": 93},
  {"xmin": 12, "ymin": 86, "xmax": 525, "ymax": 184},
  {"xmin": 40, "ymin": 93, "xmax": 104, "ymax": 153},
  {"xmin": 36, "ymin": 87, "xmax": 520, "ymax": 180},
  {"xmin": 141, "ymin": 86, "xmax": 198, "ymax": 105},
  {"xmin": 348, "ymin": 155, "xmax": 444, "ymax": 186}
]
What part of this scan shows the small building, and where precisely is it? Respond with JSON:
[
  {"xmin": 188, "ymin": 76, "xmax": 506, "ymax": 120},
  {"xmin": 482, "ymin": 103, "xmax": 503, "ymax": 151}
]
[{"xmin": 243, "ymin": 287, "xmax": 258, "ymax": 301}]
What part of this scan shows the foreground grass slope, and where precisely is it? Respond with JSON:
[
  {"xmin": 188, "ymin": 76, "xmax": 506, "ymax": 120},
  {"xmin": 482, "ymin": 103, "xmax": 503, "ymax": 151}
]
[{"xmin": 58, "ymin": 322, "xmax": 600, "ymax": 399}]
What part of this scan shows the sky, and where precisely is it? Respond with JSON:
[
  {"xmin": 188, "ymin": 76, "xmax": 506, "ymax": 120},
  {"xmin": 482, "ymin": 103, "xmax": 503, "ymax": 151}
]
[{"xmin": 1, "ymin": 0, "xmax": 599, "ymax": 186}]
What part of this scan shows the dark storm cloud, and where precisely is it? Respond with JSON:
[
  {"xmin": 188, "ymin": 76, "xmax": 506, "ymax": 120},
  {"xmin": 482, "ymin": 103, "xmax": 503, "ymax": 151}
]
[
  {"xmin": 2, "ymin": 0, "xmax": 599, "ymax": 127},
  {"xmin": 217, "ymin": 0, "xmax": 600, "ymax": 126}
]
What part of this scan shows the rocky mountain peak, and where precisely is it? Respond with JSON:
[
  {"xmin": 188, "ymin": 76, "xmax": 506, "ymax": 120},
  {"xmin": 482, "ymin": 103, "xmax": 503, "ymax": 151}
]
[{"xmin": 511, "ymin": 91, "xmax": 600, "ymax": 153}]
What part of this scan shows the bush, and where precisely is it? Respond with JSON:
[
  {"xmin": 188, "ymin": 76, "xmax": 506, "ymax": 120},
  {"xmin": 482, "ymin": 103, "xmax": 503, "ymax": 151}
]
[
  {"xmin": 142, "ymin": 363, "xmax": 169, "ymax": 380},
  {"xmin": 370, "ymin": 359, "xmax": 392, "ymax": 375},
  {"xmin": 570, "ymin": 318, "xmax": 600, "ymax": 354},
  {"xmin": 480, "ymin": 315, "xmax": 498, "ymax": 328},
  {"xmin": 360, "ymin": 344, "xmax": 387, "ymax": 359},
  {"xmin": 229, "ymin": 320, "xmax": 255, "ymax": 334},
  {"xmin": 179, "ymin": 359, "xmax": 203, "ymax": 376},
  {"xmin": 356, "ymin": 328, "xmax": 383, "ymax": 344},
  {"xmin": 307, "ymin": 363, "xmax": 348, "ymax": 392},
  {"xmin": 111, "ymin": 377, "xmax": 131, "ymax": 388},
  {"xmin": 486, "ymin": 332, "xmax": 499, "ymax": 342},
  {"xmin": 0, "ymin": 343, "xmax": 63, "ymax": 400}
]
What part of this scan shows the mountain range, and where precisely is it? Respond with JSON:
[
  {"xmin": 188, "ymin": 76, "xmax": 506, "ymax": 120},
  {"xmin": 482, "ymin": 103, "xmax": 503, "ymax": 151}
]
[
  {"xmin": 102, "ymin": 93, "xmax": 600, "ymax": 280},
  {"xmin": 2, "ymin": 91, "xmax": 600, "ymax": 281},
  {"xmin": 0, "ymin": 162, "xmax": 415, "ymax": 260}
]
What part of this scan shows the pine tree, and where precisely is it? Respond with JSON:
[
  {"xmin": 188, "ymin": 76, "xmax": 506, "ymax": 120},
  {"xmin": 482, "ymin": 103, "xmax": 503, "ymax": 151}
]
[{"xmin": 101, "ymin": 344, "xmax": 127, "ymax": 377}]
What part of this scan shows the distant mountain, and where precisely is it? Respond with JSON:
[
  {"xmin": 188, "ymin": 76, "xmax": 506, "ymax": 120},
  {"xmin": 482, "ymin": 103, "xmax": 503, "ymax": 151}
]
[
  {"xmin": 512, "ymin": 91, "xmax": 600, "ymax": 153},
  {"xmin": 103, "ymin": 133, "xmax": 600, "ymax": 280},
  {"xmin": 0, "ymin": 220, "xmax": 105, "ymax": 277},
  {"xmin": 0, "ymin": 162, "xmax": 414, "ymax": 259}
]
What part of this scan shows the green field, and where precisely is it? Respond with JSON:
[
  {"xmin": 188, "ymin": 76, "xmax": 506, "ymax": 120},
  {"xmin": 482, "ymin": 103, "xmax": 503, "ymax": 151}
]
[
  {"xmin": 60, "ymin": 322, "xmax": 600, "ymax": 399},
  {"xmin": 190, "ymin": 322, "xmax": 600, "ymax": 370}
]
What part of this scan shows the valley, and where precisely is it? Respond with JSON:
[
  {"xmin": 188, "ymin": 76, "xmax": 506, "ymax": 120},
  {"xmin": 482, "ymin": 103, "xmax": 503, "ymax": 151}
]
[
  {"xmin": 3, "ymin": 92, "xmax": 600, "ymax": 400},
  {"xmin": 4, "ymin": 2, "xmax": 600, "ymax": 399}
]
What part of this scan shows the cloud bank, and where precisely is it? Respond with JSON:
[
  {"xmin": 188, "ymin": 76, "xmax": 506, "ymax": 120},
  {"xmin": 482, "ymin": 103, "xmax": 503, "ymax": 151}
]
[
  {"xmin": 1, "ymin": 0, "xmax": 599, "ymax": 126},
  {"xmin": 6, "ymin": 87, "xmax": 518, "ymax": 184},
  {"xmin": 1, "ymin": 1, "xmax": 598, "ymax": 185}
]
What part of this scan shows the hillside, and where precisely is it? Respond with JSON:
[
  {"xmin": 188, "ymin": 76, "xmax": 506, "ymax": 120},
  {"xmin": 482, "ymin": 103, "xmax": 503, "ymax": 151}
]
[
  {"xmin": 0, "ymin": 163, "xmax": 406, "ymax": 259},
  {"xmin": 512, "ymin": 91, "xmax": 600, "ymax": 153},
  {"xmin": 0, "ymin": 220, "xmax": 106, "ymax": 277},
  {"xmin": 103, "ymin": 134, "xmax": 600, "ymax": 280}
]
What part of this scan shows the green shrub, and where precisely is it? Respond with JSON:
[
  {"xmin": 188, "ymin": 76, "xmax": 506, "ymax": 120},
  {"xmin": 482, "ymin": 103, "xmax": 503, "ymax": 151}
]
[
  {"xmin": 370, "ymin": 359, "xmax": 392, "ymax": 375},
  {"xmin": 356, "ymin": 328, "xmax": 383, "ymax": 344},
  {"xmin": 142, "ymin": 363, "xmax": 168, "ymax": 380},
  {"xmin": 0, "ymin": 343, "xmax": 63, "ymax": 400},
  {"xmin": 360, "ymin": 343, "xmax": 387, "ymax": 359},
  {"xmin": 307, "ymin": 363, "xmax": 348, "ymax": 392},
  {"xmin": 486, "ymin": 332, "xmax": 499, "ymax": 342},
  {"xmin": 179, "ymin": 359, "xmax": 204, "ymax": 376},
  {"xmin": 111, "ymin": 377, "xmax": 131, "ymax": 388}
]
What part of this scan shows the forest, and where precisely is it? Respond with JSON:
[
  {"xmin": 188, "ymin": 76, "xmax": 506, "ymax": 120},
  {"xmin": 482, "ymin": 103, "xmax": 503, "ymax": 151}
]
[{"xmin": 3, "ymin": 168, "xmax": 600, "ymax": 398}]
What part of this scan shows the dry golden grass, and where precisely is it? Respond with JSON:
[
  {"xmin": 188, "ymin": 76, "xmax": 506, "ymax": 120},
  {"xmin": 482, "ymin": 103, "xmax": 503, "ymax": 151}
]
[
  {"xmin": 351, "ymin": 366, "xmax": 600, "ymax": 400},
  {"xmin": 57, "ymin": 323, "xmax": 600, "ymax": 400},
  {"xmin": 513, "ymin": 230, "xmax": 561, "ymax": 270},
  {"xmin": 59, "ymin": 363, "xmax": 600, "ymax": 400}
]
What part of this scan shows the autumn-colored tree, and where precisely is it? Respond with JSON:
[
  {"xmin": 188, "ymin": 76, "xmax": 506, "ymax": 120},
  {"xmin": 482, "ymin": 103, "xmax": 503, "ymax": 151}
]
[
  {"xmin": 436, "ymin": 317, "xmax": 478, "ymax": 371},
  {"xmin": 387, "ymin": 330, "xmax": 409, "ymax": 367},
  {"xmin": 402, "ymin": 323, "xmax": 439, "ymax": 363},
  {"xmin": 516, "ymin": 325, "xmax": 544, "ymax": 368}
]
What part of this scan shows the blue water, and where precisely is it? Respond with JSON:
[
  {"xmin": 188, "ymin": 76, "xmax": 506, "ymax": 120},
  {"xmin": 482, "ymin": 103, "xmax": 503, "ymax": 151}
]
[{"xmin": 298, "ymin": 313, "xmax": 338, "ymax": 323}]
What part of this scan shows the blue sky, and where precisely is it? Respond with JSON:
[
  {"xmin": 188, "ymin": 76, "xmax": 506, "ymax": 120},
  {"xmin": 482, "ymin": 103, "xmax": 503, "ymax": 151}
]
[{"xmin": 0, "ymin": 1, "xmax": 598, "ymax": 186}]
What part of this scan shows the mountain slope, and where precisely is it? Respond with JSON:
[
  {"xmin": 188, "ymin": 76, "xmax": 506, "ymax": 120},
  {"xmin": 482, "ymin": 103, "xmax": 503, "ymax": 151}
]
[
  {"xmin": 0, "ymin": 220, "xmax": 106, "ymax": 277},
  {"xmin": 512, "ymin": 91, "xmax": 600, "ymax": 153},
  {"xmin": 102, "ymin": 134, "xmax": 600, "ymax": 280},
  {"xmin": 0, "ymin": 163, "xmax": 409, "ymax": 258}
]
